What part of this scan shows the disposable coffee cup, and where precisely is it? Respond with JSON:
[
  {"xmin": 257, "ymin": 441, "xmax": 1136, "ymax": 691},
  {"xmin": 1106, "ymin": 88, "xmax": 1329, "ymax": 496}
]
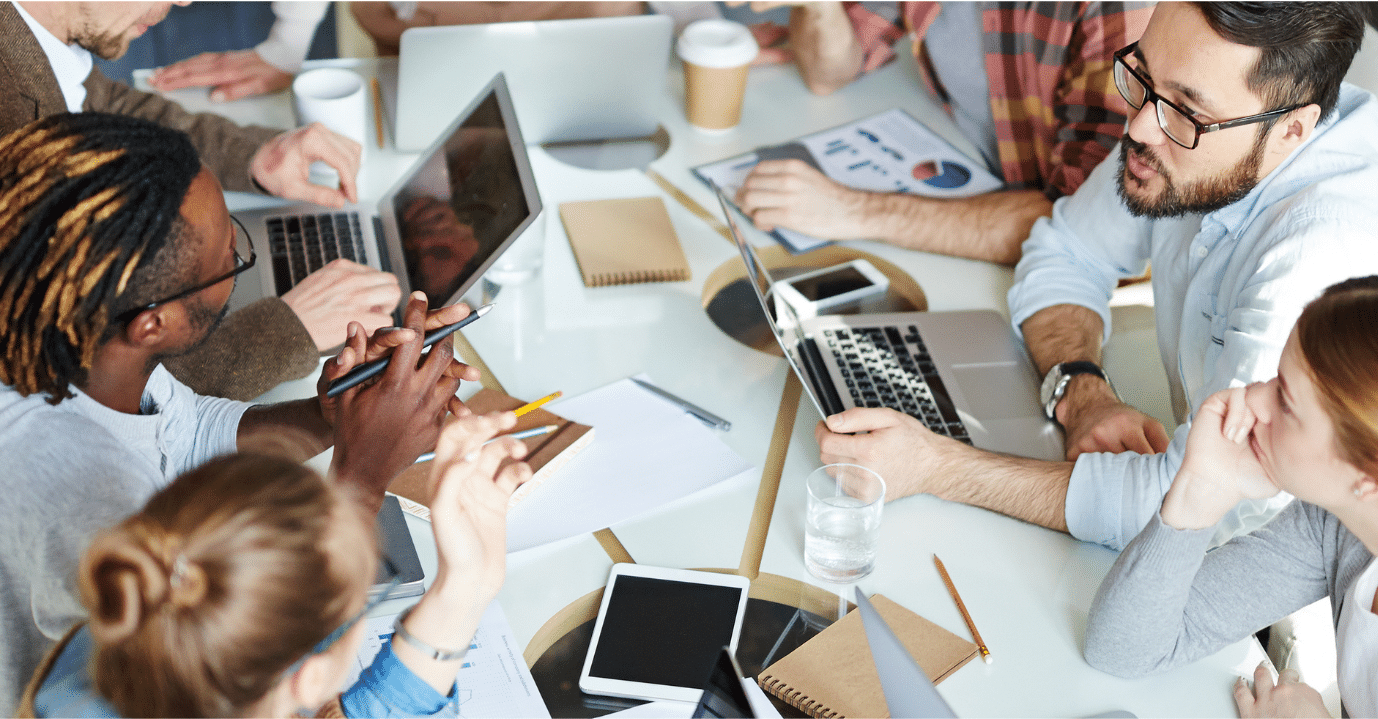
[
  {"xmin": 676, "ymin": 19, "xmax": 758, "ymax": 132},
  {"xmin": 292, "ymin": 68, "xmax": 367, "ymax": 185}
]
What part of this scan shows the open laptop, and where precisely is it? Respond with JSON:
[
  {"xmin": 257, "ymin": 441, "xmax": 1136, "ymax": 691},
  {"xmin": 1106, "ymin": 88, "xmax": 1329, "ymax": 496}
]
[
  {"xmin": 395, "ymin": 14, "xmax": 672, "ymax": 151},
  {"xmin": 713, "ymin": 185, "xmax": 1063, "ymax": 460},
  {"xmin": 231, "ymin": 72, "xmax": 542, "ymax": 314}
]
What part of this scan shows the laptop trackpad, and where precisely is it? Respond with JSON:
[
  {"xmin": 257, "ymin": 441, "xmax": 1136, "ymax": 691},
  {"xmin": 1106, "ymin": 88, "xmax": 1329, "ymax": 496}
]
[{"xmin": 949, "ymin": 364, "xmax": 1042, "ymax": 420}]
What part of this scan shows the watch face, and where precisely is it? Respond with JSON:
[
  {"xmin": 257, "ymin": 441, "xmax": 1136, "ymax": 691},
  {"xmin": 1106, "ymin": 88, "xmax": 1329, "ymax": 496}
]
[{"xmin": 1040, "ymin": 365, "xmax": 1062, "ymax": 406}]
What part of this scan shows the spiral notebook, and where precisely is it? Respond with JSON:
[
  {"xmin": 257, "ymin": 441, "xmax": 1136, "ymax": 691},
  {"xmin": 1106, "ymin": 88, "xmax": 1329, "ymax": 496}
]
[
  {"xmin": 559, "ymin": 197, "xmax": 691, "ymax": 287},
  {"xmin": 387, "ymin": 388, "xmax": 594, "ymax": 521},
  {"xmin": 757, "ymin": 594, "xmax": 976, "ymax": 718}
]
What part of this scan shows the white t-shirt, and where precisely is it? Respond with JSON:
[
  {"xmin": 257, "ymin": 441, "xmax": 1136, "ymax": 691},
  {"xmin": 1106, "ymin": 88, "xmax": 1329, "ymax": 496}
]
[
  {"xmin": 11, "ymin": 1, "xmax": 92, "ymax": 112},
  {"xmin": 0, "ymin": 366, "xmax": 248, "ymax": 716},
  {"xmin": 1337, "ymin": 556, "xmax": 1378, "ymax": 717}
]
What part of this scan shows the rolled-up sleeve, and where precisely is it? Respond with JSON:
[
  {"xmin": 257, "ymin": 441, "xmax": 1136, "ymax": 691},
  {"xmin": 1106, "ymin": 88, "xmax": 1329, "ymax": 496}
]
[
  {"xmin": 341, "ymin": 640, "xmax": 458, "ymax": 718},
  {"xmin": 1008, "ymin": 148, "xmax": 1151, "ymax": 343}
]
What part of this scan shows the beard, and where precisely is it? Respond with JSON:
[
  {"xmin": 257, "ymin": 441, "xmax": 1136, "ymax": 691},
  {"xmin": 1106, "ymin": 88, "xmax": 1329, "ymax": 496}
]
[
  {"xmin": 147, "ymin": 296, "xmax": 230, "ymax": 372},
  {"xmin": 1115, "ymin": 133, "xmax": 1267, "ymax": 219},
  {"xmin": 70, "ymin": 27, "xmax": 132, "ymax": 61}
]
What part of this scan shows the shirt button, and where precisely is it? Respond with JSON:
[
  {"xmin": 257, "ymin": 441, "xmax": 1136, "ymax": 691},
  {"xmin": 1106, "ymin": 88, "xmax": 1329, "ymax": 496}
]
[{"xmin": 1194, "ymin": 246, "xmax": 1208, "ymax": 258}]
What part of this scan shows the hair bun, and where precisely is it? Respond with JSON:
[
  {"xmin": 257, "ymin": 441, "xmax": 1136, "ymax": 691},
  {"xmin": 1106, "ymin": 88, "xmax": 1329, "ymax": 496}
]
[{"xmin": 82, "ymin": 534, "xmax": 170, "ymax": 644}]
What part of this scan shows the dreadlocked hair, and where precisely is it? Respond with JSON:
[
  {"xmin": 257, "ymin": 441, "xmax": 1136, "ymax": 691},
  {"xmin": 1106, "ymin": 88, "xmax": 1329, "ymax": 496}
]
[{"xmin": 0, "ymin": 113, "xmax": 201, "ymax": 403}]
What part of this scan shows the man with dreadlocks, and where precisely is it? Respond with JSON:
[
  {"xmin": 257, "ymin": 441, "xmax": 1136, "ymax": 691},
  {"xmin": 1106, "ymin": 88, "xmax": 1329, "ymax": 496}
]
[
  {"xmin": 0, "ymin": 1, "xmax": 405, "ymax": 401},
  {"xmin": 0, "ymin": 113, "xmax": 483, "ymax": 716}
]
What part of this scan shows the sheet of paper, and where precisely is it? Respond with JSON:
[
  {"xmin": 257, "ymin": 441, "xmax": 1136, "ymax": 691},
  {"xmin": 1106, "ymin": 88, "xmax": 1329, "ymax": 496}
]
[
  {"xmin": 506, "ymin": 376, "xmax": 755, "ymax": 553},
  {"xmin": 348, "ymin": 602, "xmax": 550, "ymax": 718},
  {"xmin": 695, "ymin": 108, "xmax": 1003, "ymax": 254}
]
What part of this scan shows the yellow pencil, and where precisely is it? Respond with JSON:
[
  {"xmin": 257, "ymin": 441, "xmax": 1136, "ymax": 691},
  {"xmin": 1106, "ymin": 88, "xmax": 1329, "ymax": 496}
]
[
  {"xmin": 934, "ymin": 554, "xmax": 992, "ymax": 664},
  {"xmin": 513, "ymin": 391, "xmax": 562, "ymax": 417}
]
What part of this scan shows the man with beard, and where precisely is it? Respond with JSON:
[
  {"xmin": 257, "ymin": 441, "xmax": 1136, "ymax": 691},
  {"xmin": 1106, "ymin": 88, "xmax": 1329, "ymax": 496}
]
[
  {"xmin": 0, "ymin": 2, "xmax": 404, "ymax": 401},
  {"xmin": 813, "ymin": 2, "xmax": 1378, "ymax": 551},
  {"xmin": 0, "ymin": 113, "xmax": 480, "ymax": 715}
]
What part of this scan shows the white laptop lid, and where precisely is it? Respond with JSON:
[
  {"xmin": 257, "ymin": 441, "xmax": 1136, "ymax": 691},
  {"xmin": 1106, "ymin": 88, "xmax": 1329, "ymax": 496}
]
[{"xmin": 396, "ymin": 14, "xmax": 672, "ymax": 151}]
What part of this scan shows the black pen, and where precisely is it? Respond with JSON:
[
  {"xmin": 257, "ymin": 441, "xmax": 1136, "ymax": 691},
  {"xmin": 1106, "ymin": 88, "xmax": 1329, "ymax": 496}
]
[{"xmin": 326, "ymin": 303, "xmax": 494, "ymax": 398}]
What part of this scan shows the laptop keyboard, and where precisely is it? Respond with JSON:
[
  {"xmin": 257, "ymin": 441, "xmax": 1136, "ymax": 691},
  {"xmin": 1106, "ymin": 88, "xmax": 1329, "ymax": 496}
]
[
  {"xmin": 821, "ymin": 325, "xmax": 972, "ymax": 444},
  {"xmin": 265, "ymin": 213, "xmax": 366, "ymax": 294}
]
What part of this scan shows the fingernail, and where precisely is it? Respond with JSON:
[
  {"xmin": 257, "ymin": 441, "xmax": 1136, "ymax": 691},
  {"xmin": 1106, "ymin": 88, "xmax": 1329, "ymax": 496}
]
[
  {"xmin": 210, "ymin": 90, "xmax": 225, "ymax": 102},
  {"xmin": 347, "ymin": 324, "xmax": 357, "ymax": 340},
  {"xmin": 411, "ymin": 291, "xmax": 425, "ymax": 301}
]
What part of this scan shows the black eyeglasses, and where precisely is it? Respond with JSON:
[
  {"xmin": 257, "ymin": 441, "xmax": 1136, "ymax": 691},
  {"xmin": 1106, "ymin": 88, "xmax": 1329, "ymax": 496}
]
[
  {"xmin": 280, "ymin": 556, "xmax": 405, "ymax": 679},
  {"xmin": 1113, "ymin": 42, "xmax": 1305, "ymax": 150},
  {"xmin": 113, "ymin": 215, "xmax": 256, "ymax": 325}
]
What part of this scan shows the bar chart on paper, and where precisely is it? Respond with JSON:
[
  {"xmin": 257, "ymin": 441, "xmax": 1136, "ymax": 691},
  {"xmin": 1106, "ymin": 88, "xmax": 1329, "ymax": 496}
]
[{"xmin": 349, "ymin": 602, "xmax": 551, "ymax": 717}]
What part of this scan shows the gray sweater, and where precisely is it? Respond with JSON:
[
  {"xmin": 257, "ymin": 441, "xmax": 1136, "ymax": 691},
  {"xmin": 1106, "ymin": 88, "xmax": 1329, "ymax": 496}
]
[
  {"xmin": 1085, "ymin": 501, "xmax": 1373, "ymax": 682},
  {"xmin": 0, "ymin": 367, "xmax": 247, "ymax": 716}
]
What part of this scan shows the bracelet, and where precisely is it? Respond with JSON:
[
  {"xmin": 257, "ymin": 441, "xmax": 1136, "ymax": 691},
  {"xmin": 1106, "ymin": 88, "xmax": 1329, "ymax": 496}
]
[{"xmin": 392, "ymin": 606, "xmax": 468, "ymax": 661}]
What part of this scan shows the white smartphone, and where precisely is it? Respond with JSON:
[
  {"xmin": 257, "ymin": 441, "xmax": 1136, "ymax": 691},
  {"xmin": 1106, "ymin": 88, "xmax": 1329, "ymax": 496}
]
[
  {"xmin": 578, "ymin": 564, "xmax": 751, "ymax": 703},
  {"xmin": 772, "ymin": 259, "xmax": 889, "ymax": 320}
]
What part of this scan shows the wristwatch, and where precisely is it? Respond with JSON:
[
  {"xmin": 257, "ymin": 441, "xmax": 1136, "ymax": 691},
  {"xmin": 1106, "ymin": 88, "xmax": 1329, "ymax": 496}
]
[{"xmin": 1040, "ymin": 361, "xmax": 1112, "ymax": 422}]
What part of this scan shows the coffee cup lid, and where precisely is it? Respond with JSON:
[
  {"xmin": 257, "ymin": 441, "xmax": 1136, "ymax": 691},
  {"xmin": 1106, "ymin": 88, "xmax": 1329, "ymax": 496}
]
[{"xmin": 676, "ymin": 19, "xmax": 758, "ymax": 69}]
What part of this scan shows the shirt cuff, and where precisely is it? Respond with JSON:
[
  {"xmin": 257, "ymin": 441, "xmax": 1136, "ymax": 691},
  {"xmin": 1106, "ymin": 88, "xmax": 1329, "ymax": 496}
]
[
  {"xmin": 341, "ymin": 640, "xmax": 457, "ymax": 718},
  {"xmin": 254, "ymin": 1, "xmax": 329, "ymax": 73}
]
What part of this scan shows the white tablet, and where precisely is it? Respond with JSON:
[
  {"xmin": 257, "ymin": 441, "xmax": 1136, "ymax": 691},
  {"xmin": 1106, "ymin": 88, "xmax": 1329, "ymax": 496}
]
[{"xmin": 579, "ymin": 564, "xmax": 752, "ymax": 703}]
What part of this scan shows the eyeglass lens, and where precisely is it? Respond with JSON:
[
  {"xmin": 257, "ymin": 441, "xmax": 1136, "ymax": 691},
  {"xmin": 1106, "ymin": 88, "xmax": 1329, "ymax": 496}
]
[{"xmin": 1113, "ymin": 57, "xmax": 1197, "ymax": 148}]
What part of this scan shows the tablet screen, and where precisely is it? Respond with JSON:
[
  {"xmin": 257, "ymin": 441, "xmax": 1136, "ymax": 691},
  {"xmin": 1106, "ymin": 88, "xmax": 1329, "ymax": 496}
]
[{"xmin": 588, "ymin": 575, "xmax": 746, "ymax": 689}]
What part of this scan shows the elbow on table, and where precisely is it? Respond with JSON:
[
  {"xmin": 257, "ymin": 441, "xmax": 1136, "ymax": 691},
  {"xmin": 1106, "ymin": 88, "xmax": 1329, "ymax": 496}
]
[{"xmin": 1082, "ymin": 628, "xmax": 1167, "ymax": 679}]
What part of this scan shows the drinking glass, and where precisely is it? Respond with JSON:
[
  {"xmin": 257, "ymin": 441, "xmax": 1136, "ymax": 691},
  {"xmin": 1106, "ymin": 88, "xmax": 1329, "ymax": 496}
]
[{"xmin": 804, "ymin": 464, "xmax": 885, "ymax": 583}]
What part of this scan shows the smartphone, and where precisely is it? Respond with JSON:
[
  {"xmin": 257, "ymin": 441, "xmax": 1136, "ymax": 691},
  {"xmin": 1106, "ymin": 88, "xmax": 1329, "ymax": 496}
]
[{"xmin": 772, "ymin": 259, "xmax": 889, "ymax": 319}]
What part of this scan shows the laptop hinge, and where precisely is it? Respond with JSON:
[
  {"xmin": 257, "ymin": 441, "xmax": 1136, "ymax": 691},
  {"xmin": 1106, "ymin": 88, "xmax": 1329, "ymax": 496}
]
[{"xmin": 799, "ymin": 338, "xmax": 847, "ymax": 417}]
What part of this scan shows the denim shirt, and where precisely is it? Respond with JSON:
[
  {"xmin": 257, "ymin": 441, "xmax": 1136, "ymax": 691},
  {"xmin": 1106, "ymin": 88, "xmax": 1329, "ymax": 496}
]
[
  {"xmin": 1008, "ymin": 83, "xmax": 1378, "ymax": 551},
  {"xmin": 34, "ymin": 626, "xmax": 458, "ymax": 718}
]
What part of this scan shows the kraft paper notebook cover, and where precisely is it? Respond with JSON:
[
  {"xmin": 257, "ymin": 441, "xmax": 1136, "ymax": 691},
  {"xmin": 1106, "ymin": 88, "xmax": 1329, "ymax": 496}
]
[
  {"xmin": 388, "ymin": 388, "xmax": 594, "ymax": 521},
  {"xmin": 757, "ymin": 594, "xmax": 976, "ymax": 718},
  {"xmin": 559, "ymin": 196, "xmax": 691, "ymax": 286}
]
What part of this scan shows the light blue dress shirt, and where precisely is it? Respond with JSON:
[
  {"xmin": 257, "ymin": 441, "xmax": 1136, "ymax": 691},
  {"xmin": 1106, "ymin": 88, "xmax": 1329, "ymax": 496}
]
[
  {"xmin": 1008, "ymin": 83, "xmax": 1378, "ymax": 551},
  {"xmin": 33, "ymin": 626, "xmax": 458, "ymax": 718}
]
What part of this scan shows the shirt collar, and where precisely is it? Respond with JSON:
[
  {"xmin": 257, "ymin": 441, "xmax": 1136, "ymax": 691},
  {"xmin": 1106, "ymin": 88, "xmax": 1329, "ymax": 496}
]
[
  {"xmin": 1201, "ymin": 85, "xmax": 1358, "ymax": 234},
  {"xmin": 11, "ymin": 1, "xmax": 92, "ymax": 113}
]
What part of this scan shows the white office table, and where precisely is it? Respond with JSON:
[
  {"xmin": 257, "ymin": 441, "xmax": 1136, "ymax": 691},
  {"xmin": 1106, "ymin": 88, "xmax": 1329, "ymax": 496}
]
[{"xmin": 191, "ymin": 44, "xmax": 1259, "ymax": 718}]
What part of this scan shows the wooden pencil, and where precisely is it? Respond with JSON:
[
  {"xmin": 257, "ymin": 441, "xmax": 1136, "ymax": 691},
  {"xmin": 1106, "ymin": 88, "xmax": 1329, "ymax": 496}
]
[
  {"xmin": 934, "ymin": 554, "xmax": 992, "ymax": 664},
  {"xmin": 371, "ymin": 76, "xmax": 385, "ymax": 148}
]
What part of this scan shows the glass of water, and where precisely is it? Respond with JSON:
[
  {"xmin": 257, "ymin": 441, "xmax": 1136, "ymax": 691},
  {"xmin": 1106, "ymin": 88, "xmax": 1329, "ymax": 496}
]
[{"xmin": 804, "ymin": 464, "xmax": 885, "ymax": 583}]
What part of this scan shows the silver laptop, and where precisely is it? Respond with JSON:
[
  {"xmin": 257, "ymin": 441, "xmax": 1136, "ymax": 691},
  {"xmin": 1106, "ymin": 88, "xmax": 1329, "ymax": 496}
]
[
  {"xmin": 395, "ymin": 14, "xmax": 672, "ymax": 151},
  {"xmin": 714, "ymin": 185, "xmax": 1063, "ymax": 461},
  {"xmin": 231, "ymin": 73, "xmax": 542, "ymax": 314}
]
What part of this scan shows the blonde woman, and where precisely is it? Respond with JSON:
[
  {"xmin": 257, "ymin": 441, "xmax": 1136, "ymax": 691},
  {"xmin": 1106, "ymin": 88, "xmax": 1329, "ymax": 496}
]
[
  {"xmin": 1085, "ymin": 276, "xmax": 1378, "ymax": 718},
  {"xmin": 22, "ymin": 411, "xmax": 530, "ymax": 718}
]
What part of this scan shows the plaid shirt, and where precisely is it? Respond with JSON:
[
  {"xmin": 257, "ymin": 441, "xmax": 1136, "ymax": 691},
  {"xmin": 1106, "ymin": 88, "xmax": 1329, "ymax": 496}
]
[{"xmin": 846, "ymin": 2, "xmax": 1152, "ymax": 200}]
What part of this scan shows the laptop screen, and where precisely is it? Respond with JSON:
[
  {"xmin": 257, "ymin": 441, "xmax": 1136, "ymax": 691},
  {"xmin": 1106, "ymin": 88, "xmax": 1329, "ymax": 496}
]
[
  {"xmin": 387, "ymin": 75, "xmax": 538, "ymax": 309},
  {"xmin": 713, "ymin": 184, "xmax": 831, "ymax": 419}
]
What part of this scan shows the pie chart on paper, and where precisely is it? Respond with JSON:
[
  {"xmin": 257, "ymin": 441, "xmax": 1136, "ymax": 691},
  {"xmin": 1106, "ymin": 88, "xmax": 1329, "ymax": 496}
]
[{"xmin": 912, "ymin": 160, "xmax": 972, "ymax": 189}]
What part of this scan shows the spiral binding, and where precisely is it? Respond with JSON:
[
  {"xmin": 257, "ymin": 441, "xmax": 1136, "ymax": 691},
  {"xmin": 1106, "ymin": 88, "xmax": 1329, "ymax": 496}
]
[
  {"xmin": 590, "ymin": 268, "xmax": 689, "ymax": 286},
  {"xmin": 760, "ymin": 675, "xmax": 841, "ymax": 718}
]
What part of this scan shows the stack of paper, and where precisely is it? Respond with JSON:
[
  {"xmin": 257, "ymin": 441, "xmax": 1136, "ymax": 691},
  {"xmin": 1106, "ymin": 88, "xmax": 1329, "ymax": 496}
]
[{"xmin": 506, "ymin": 376, "xmax": 754, "ymax": 553}]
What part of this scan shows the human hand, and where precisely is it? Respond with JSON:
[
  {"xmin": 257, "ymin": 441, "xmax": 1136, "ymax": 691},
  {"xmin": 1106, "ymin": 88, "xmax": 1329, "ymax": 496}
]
[
  {"xmin": 1235, "ymin": 663, "xmax": 1330, "ymax": 718},
  {"xmin": 1162, "ymin": 386, "xmax": 1277, "ymax": 530},
  {"xmin": 281, "ymin": 260, "xmax": 401, "ymax": 350},
  {"xmin": 249, "ymin": 123, "xmax": 361, "ymax": 208},
  {"xmin": 427, "ymin": 412, "xmax": 531, "ymax": 604},
  {"xmin": 736, "ymin": 159, "xmax": 872, "ymax": 239},
  {"xmin": 148, "ymin": 50, "xmax": 293, "ymax": 101},
  {"xmin": 815, "ymin": 407, "xmax": 968, "ymax": 501},
  {"xmin": 1057, "ymin": 374, "xmax": 1170, "ymax": 460},
  {"xmin": 322, "ymin": 294, "xmax": 477, "ymax": 506}
]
